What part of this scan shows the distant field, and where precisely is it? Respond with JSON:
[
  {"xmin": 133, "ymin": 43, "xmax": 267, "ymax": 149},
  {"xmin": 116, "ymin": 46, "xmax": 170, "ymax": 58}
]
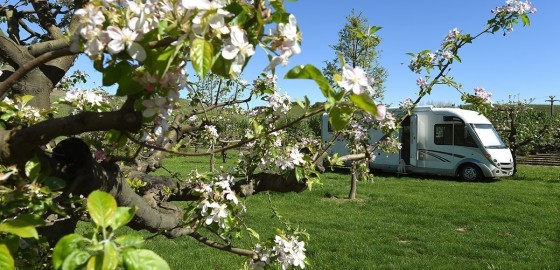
[{"xmin": 76, "ymin": 155, "xmax": 560, "ymax": 270}]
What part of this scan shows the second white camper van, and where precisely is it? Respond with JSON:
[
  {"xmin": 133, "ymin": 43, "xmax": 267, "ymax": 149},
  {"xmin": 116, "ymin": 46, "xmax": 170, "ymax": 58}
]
[{"xmin": 321, "ymin": 105, "xmax": 514, "ymax": 181}]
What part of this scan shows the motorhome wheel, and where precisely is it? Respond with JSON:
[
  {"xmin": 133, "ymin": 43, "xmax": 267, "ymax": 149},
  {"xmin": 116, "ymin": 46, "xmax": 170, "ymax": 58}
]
[{"xmin": 460, "ymin": 164, "xmax": 482, "ymax": 181}]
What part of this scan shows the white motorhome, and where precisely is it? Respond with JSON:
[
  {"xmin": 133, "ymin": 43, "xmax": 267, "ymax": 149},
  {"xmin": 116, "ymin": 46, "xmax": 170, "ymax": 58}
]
[{"xmin": 321, "ymin": 105, "xmax": 514, "ymax": 181}]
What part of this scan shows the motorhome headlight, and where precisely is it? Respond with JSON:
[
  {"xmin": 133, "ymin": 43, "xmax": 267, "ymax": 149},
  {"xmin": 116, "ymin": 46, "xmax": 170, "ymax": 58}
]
[{"xmin": 485, "ymin": 153, "xmax": 499, "ymax": 166}]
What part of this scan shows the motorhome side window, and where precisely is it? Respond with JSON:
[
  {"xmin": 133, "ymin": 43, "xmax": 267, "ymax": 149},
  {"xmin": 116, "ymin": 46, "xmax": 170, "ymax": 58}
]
[
  {"xmin": 453, "ymin": 123, "xmax": 477, "ymax": 147},
  {"xmin": 434, "ymin": 124, "xmax": 453, "ymax": 145},
  {"xmin": 434, "ymin": 124, "xmax": 477, "ymax": 147}
]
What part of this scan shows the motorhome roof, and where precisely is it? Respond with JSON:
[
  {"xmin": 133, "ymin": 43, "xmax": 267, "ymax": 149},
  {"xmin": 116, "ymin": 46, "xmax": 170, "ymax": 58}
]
[
  {"xmin": 425, "ymin": 107, "xmax": 491, "ymax": 124},
  {"xmin": 386, "ymin": 105, "xmax": 491, "ymax": 124}
]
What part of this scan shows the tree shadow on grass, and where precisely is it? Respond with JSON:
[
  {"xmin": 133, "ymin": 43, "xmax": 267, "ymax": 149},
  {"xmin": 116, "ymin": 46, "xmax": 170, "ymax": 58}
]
[{"xmin": 324, "ymin": 166, "xmax": 499, "ymax": 183}]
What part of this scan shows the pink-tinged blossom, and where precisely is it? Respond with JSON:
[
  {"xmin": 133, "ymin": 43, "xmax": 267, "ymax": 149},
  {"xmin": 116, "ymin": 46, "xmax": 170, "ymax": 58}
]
[
  {"xmin": 204, "ymin": 202, "xmax": 229, "ymax": 227},
  {"xmin": 492, "ymin": 0, "xmax": 537, "ymax": 15},
  {"xmin": 181, "ymin": 0, "xmax": 212, "ymax": 9},
  {"xmin": 376, "ymin": 104, "xmax": 387, "ymax": 121},
  {"xmin": 264, "ymin": 55, "xmax": 290, "ymax": 71},
  {"xmin": 250, "ymin": 244, "xmax": 273, "ymax": 270},
  {"xmin": 416, "ymin": 77, "xmax": 428, "ymax": 92},
  {"xmin": 273, "ymin": 235, "xmax": 307, "ymax": 270},
  {"xmin": 337, "ymin": 65, "xmax": 375, "ymax": 95},
  {"xmin": 74, "ymin": 4, "xmax": 105, "ymax": 27},
  {"xmin": 474, "ymin": 87, "xmax": 493, "ymax": 103},
  {"xmin": 276, "ymin": 14, "xmax": 301, "ymax": 55},
  {"xmin": 267, "ymin": 92, "xmax": 291, "ymax": 114},
  {"xmin": 440, "ymin": 50, "xmax": 453, "ymax": 60},
  {"xmin": 265, "ymin": 14, "xmax": 301, "ymax": 71},
  {"xmin": 204, "ymin": 125, "xmax": 219, "ymax": 139},
  {"xmin": 191, "ymin": 7, "xmax": 232, "ymax": 35},
  {"xmin": 289, "ymin": 147, "xmax": 305, "ymax": 166},
  {"xmin": 383, "ymin": 113, "xmax": 397, "ymax": 130},
  {"xmin": 72, "ymin": 5, "xmax": 108, "ymax": 56},
  {"xmin": 142, "ymin": 97, "xmax": 168, "ymax": 118},
  {"xmin": 442, "ymin": 28, "xmax": 461, "ymax": 47},
  {"xmin": 399, "ymin": 97, "xmax": 413, "ymax": 109},
  {"xmin": 222, "ymin": 26, "xmax": 255, "ymax": 74}
]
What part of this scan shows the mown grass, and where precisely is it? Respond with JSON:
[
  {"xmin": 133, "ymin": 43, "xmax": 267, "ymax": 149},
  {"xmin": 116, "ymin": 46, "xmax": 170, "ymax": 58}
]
[{"xmin": 82, "ymin": 154, "xmax": 560, "ymax": 269}]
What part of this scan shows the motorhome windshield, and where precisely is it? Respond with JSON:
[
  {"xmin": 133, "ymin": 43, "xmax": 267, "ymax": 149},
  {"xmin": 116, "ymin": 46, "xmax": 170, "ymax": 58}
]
[{"xmin": 472, "ymin": 124, "xmax": 506, "ymax": 148}]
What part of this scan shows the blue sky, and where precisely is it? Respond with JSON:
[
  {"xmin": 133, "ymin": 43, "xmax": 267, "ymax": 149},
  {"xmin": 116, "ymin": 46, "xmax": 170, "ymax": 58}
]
[{"xmin": 72, "ymin": 0, "xmax": 559, "ymax": 106}]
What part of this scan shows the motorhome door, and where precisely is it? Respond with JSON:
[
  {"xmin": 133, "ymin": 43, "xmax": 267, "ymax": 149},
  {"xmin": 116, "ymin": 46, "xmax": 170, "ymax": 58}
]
[{"xmin": 409, "ymin": 115, "xmax": 417, "ymax": 166}]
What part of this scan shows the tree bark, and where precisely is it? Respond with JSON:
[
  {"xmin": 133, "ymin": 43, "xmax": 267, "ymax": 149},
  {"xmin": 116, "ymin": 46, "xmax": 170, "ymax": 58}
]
[
  {"xmin": 348, "ymin": 162, "xmax": 357, "ymax": 199},
  {"xmin": 35, "ymin": 137, "xmax": 310, "ymax": 244}
]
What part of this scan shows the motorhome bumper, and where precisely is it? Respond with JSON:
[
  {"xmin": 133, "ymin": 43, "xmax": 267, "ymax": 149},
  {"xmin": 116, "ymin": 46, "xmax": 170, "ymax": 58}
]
[{"xmin": 484, "ymin": 163, "xmax": 514, "ymax": 178}]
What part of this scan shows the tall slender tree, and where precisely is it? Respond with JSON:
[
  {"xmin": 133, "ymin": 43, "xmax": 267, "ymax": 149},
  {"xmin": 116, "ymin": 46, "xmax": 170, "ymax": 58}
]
[
  {"xmin": 323, "ymin": 9, "xmax": 387, "ymax": 100},
  {"xmin": 322, "ymin": 10, "xmax": 388, "ymax": 199}
]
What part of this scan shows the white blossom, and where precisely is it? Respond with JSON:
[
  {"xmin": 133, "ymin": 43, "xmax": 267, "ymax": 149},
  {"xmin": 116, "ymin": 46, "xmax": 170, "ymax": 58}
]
[
  {"xmin": 106, "ymin": 26, "xmax": 146, "ymax": 61},
  {"xmin": 222, "ymin": 26, "xmax": 255, "ymax": 75},
  {"xmin": 337, "ymin": 65, "xmax": 374, "ymax": 95}
]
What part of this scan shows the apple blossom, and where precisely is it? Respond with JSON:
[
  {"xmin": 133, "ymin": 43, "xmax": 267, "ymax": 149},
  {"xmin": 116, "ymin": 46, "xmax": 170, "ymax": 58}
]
[
  {"xmin": 106, "ymin": 26, "xmax": 147, "ymax": 61},
  {"xmin": 222, "ymin": 26, "xmax": 256, "ymax": 75},
  {"xmin": 376, "ymin": 104, "xmax": 387, "ymax": 121},
  {"xmin": 474, "ymin": 87, "xmax": 493, "ymax": 103},
  {"xmin": 337, "ymin": 64, "xmax": 375, "ymax": 95}
]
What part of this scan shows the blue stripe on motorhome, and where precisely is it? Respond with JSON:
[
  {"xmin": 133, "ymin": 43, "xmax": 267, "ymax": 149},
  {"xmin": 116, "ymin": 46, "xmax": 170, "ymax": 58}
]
[
  {"xmin": 418, "ymin": 149, "xmax": 466, "ymax": 162},
  {"xmin": 425, "ymin": 151, "xmax": 450, "ymax": 162}
]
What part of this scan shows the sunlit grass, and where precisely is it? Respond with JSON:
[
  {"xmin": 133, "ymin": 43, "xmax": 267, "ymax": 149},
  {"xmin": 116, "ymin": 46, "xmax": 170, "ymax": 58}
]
[{"xmin": 79, "ymin": 160, "xmax": 560, "ymax": 269}]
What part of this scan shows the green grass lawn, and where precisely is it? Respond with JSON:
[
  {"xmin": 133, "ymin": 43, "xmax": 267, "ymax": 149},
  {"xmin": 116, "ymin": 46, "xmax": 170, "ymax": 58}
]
[{"xmin": 90, "ymin": 156, "xmax": 560, "ymax": 269}]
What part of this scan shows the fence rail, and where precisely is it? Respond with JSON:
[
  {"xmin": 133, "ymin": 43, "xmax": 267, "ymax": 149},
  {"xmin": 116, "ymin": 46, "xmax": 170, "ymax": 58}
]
[{"xmin": 517, "ymin": 152, "xmax": 560, "ymax": 166}]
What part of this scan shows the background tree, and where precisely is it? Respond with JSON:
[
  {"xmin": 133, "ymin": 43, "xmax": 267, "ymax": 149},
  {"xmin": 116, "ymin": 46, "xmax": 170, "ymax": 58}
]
[
  {"xmin": 488, "ymin": 97, "xmax": 560, "ymax": 174},
  {"xmin": 320, "ymin": 10, "xmax": 389, "ymax": 199},
  {"xmin": 322, "ymin": 9, "xmax": 388, "ymax": 99},
  {"xmin": 0, "ymin": 0, "xmax": 83, "ymax": 109}
]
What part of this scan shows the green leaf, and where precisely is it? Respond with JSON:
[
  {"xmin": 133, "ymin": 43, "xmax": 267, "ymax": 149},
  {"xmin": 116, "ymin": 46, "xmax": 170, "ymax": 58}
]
[
  {"xmin": 245, "ymin": 227, "xmax": 260, "ymax": 241},
  {"xmin": 20, "ymin": 95, "xmax": 35, "ymax": 105},
  {"xmin": 191, "ymin": 38, "xmax": 214, "ymax": 79},
  {"xmin": 122, "ymin": 249, "xmax": 170, "ymax": 270},
  {"xmin": 115, "ymin": 234, "xmax": 145, "ymax": 249},
  {"xmin": 454, "ymin": 54, "xmax": 462, "ymax": 63},
  {"xmin": 521, "ymin": 14, "xmax": 530, "ymax": 26},
  {"xmin": 227, "ymin": 3, "xmax": 250, "ymax": 27},
  {"xmin": 0, "ymin": 214, "xmax": 43, "ymax": 239},
  {"xmin": 42, "ymin": 176, "xmax": 66, "ymax": 191},
  {"xmin": 0, "ymin": 244, "xmax": 14, "ymax": 270},
  {"xmin": 0, "ymin": 111, "xmax": 15, "ymax": 121},
  {"xmin": 269, "ymin": 0, "xmax": 286, "ymax": 16},
  {"xmin": 349, "ymin": 93, "xmax": 378, "ymax": 116},
  {"xmin": 53, "ymin": 234, "xmax": 87, "ymax": 270},
  {"xmin": 2, "ymin": 235, "xmax": 19, "ymax": 254},
  {"xmin": 294, "ymin": 166, "xmax": 304, "ymax": 181},
  {"xmin": 153, "ymin": 46, "xmax": 177, "ymax": 76},
  {"xmin": 87, "ymin": 191, "xmax": 117, "ymax": 229},
  {"xmin": 115, "ymin": 74, "xmax": 144, "ymax": 96},
  {"xmin": 285, "ymin": 64, "xmax": 333, "ymax": 98},
  {"xmin": 329, "ymin": 105, "xmax": 354, "ymax": 131},
  {"xmin": 110, "ymin": 206, "xmax": 136, "ymax": 230},
  {"xmin": 369, "ymin": 26, "xmax": 382, "ymax": 34},
  {"xmin": 103, "ymin": 61, "xmax": 132, "ymax": 87},
  {"xmin": 86, "ymin": 255, "xmax": 101, "ymax": 270},
  {"xmin": 337, "ymin": 53, "xmax": 345, "ymax": 68},
  {"xmin": 62, "ymin": 250, "xmax": 90, "ymax": 270},
  {"xmin": 24, "ymin": 157, "xmax": 41, "ymax": 181},
  {"xmin": 99, "ymin": 242, "xmax": 119, "ymax": 270},
  {"xmin": 210, "ymin": 56, "xmax": 231, "ymax": 78}
]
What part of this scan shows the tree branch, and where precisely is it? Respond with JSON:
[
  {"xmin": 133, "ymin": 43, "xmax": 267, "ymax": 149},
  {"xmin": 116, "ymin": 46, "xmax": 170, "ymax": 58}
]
[
  {"xmin": 0, "ymin": 109, "xmax": 141, "ymax": 166},
  {"xmin": 0, "ymin": 47, "xmax": 75, "ymax": 99}
]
